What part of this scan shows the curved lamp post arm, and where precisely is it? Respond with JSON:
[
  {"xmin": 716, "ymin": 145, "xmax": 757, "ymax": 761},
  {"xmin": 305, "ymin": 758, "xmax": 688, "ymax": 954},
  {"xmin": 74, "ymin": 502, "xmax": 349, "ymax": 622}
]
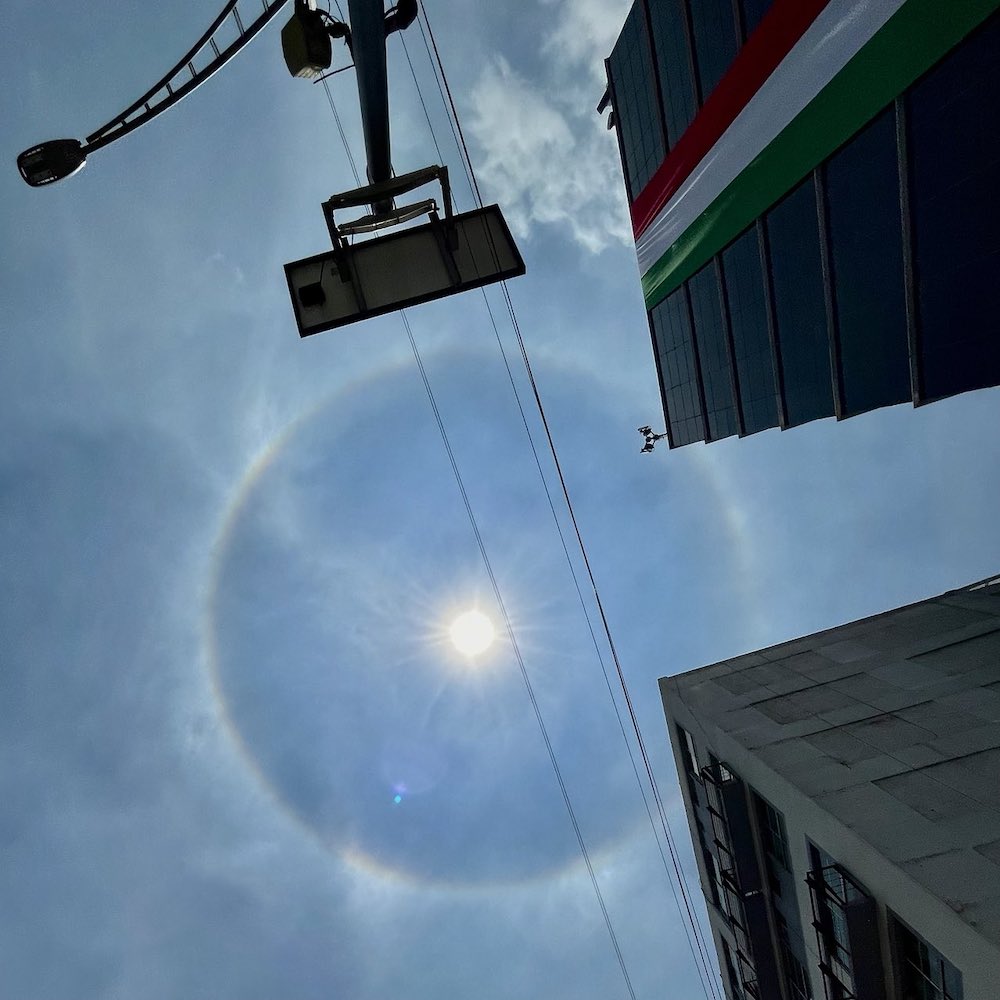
[{"xmin": 17, "ymin": 0, "xmax": 292, "ymax": 185}]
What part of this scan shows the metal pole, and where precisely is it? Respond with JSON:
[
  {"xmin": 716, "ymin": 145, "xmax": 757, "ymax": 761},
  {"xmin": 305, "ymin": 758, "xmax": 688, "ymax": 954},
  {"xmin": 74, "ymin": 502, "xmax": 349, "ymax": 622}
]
[{"xmin": 347, "ymin": 0, "xmax": 391, "ymax": 206}]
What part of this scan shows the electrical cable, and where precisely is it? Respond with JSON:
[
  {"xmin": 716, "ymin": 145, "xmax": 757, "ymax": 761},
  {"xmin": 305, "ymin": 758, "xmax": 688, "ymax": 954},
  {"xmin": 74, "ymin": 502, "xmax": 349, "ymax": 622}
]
[
  {"xmin": 319, "ymin": 9, "xmax": 721, "ymax": 997},
  {"xmin": 321, "ymin": 76, "xmax": 360, "ymax": 187},
  {"xmin": 415, "ymin": 8, "xmax": 725, "ymax": 998},
  {"xmin": 400, "ymin": 311, "xmax": 639, "ymax": 1000},
  {"xmin": 317, "ymin": 22, "xmax": 641, "ymax": 998},
  {"xmin": 476, "ymin": 284, "xmax": 722, "ymax": 1000},
  {"xmin": 399, "ymin": 33, "xmax": 445, "ymax": 167}
]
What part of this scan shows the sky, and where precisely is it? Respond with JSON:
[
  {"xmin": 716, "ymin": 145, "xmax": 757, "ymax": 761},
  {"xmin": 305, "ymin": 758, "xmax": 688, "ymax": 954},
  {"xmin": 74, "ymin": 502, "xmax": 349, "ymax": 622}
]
[{"xmin": 2, "ymin": 1, "xmax": 999, "ymax": 998}]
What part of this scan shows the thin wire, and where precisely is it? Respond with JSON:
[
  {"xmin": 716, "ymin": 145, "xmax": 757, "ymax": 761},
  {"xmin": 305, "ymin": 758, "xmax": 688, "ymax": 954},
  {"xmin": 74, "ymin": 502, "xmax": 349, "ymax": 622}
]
[
  {"xmin": 418, "ymin": 7, "xmax": 483, "ymax": 207},
  {"xmin": 321, "ymin": 76, "xmax": 360, "ymax": 187},
  {"xmin": 415, "ymin": 8, "xmax": 724, "ymax": 998},
  {"xmin": 476, "ymin": 284, "xmax": 716, "ymax": 998},
  {"xmin": 316, "ymin": 35, "xmax": 640, "ymax": 998},
  {"xmin": 504, "ymin": 279, "xmax": 723, "ymax": 1000},
  {"xmin": 400, "ymin": 311, "xmax": 638, "ymax": 1000},
  {"xmin": 414, "ymin": 13, "xmax": 476, "ymax": 206},
  {"xmin": 399, "ymin": 33, "xmax": 444, "ymax": 166}
]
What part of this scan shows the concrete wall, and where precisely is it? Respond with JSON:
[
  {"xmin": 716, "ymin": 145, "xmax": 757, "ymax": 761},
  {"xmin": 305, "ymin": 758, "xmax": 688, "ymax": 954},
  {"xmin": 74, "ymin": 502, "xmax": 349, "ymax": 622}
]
[{"xmin": 661, "ymin": 579, "xmax": 1000, "ymax": 1000}]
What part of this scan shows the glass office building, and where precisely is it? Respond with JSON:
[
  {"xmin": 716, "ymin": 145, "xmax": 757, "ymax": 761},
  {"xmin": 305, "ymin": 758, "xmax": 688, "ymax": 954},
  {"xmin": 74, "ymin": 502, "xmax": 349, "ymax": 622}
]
[
  {"xmin": 604, "ymin": 1, "xmax": 1000, "ymax": 448},
  {"xmin": 661, "ymin": 576, "xmax": 1000, "ymax": 1000}
]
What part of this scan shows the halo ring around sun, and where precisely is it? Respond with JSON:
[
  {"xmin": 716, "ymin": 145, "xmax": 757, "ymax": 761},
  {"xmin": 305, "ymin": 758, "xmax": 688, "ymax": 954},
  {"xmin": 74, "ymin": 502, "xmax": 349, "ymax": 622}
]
[{"xmin": 201, "ymin": 348, "xmax": 758, "ymax": 891}]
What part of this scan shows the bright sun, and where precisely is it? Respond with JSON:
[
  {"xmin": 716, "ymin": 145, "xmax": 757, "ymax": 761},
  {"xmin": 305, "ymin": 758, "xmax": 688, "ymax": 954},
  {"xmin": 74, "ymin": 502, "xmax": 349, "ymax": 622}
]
[{"xmin": 449, "ymin": 609, "xmax": 496, "ymax": 656}]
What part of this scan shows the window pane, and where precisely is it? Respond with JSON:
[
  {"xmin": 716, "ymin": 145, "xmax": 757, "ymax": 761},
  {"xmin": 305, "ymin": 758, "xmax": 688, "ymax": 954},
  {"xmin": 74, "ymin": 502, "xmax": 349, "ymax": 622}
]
[
  {"xmin": 740, "ymin": 0, "xmax": 774, "ymax": 37},
  {"xmin": 648, "ymin": 0, "xmax": 698, "ymax": 148},
  {"xmin": 753, "ymin": 791, "xmax": 791, "ymax": 870},
  {"xmin": 689, "ymin": 0, "xmax": 739, "ymax": 101},
  {"xmin": 651, "ymin": 288, "xmax": 705, "ymax": 445},
  {"xmin": 907, "ymin": 12, "xmax": 1000, "ymax": 401},
  {"xmin": 721, "ymin": 226, "xmax": 779, "ymax": 434},
  {"xmin": 825, "ymin": 107, "xmax": 910, "ymax": 416},
  {"xmin": 765, "ymin": 178, "xmax": 834, "ymax": 426},
  {"xmin": 609, "ymin": 4, "xmax": 667, "ymax": 200},
  {"xmin": 894, "ymin": 915, "xmax": 964, "ymax": 1000},
  {"xmin": 688, "ymin": 263, "xmax": 738, "ymax": 440}
]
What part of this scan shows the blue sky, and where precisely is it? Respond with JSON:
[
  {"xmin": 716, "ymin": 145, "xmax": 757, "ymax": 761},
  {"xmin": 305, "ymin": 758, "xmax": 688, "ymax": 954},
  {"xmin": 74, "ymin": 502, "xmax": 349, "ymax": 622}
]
[{"xmin": 3, "ymin": 1, "xmax": 999, "ymax": 998}]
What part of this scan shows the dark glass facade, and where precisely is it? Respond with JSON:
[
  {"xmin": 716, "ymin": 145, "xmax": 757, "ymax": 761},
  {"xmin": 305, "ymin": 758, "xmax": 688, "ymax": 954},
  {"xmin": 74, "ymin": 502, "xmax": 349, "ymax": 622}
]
[
  {"xmin": 739, "ymin": 0, "xmax": 773, "ymax": 38},
  {"xmin": 907, "ymin": 12, "xmax": 1000, "ymax": 402},
  {"xmin": 687, "ymin": 0, "xmax": 739, "ymax": 101},
  {"xmin": 720, "ymin": 226, "xmax": 779, "ymax": 435},
  {"xmin": 650, "ymin": 288, "xmax": 704, "ymax": 446},
  {"xmin": 606, "ymin": 3, "xmax": 1000, "ymax": 449},
  {"xmin": 765, "ymin": 178, "xmax": 834, "ymax": 428},
  {"xmin": 607, "ymin": 2, "xmax": 665, "ymax": 200},
  {"xmin": 688, "ymin": 262, "xmax": 738, "ymax": 440},
  {"xmin": 646, "ymin": 0, "xmax": 697, "ymax": 149},
  {"xmin": 823, "ymin": 107, "xmax": 910, "ymax": 417}
]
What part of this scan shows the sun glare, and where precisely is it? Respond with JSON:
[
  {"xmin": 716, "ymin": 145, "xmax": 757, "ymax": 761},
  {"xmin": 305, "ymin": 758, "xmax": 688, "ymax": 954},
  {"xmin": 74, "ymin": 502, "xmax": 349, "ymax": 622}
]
[{"xmin": 449, "ymin": 609, "xmax": 496, "ymax": 656}]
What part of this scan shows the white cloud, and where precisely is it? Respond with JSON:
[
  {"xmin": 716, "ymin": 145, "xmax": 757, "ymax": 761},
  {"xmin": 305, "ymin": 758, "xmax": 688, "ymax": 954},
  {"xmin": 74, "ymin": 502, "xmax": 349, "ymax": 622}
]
[
  {"xmin": 543, "ymin": 0, "xmax": 632, "ymax": 87},
  {"xmin": 467, "ymin": 55, "xmax": 631, "ymax": 254}
]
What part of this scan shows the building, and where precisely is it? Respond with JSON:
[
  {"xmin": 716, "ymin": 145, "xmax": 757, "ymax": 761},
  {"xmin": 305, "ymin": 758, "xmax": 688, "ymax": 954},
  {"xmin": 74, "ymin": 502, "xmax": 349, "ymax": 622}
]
[
  {"xmin": 660, "ymin": 576, "xmax": 1000, "ymax": 1000},
  {"xmin": 602, "ymin": 1, "xmax": 1000, "ymax": 448}
]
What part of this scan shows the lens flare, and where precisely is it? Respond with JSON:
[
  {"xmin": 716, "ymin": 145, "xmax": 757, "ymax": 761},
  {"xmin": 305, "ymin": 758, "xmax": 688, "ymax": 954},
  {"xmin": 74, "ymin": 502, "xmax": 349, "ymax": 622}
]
[{"xmin": 449, "ymin": 609, "xmax": 495, "ymax": 656}]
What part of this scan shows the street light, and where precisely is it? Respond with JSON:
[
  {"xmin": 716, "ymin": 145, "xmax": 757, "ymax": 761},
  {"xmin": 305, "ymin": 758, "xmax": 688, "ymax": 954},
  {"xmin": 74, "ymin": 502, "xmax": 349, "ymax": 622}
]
[{"xmin": 16, "ymin": 0, "xmax": 524, "ymax": 332}]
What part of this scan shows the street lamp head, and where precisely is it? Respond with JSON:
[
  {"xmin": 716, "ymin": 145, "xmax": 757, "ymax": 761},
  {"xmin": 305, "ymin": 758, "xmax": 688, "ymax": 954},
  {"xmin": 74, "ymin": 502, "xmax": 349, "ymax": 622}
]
[
  {"xmin": 281, "ymin": 4, "xmax": 333, "ymax": 80},
  {"xmin": 17, "ymin": 139, "xmax": 86, "ymax": 187}
]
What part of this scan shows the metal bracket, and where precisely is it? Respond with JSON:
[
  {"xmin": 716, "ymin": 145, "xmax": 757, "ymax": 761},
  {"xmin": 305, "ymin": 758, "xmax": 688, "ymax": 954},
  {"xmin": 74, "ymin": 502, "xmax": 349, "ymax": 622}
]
[{"xmin": 322, "ymin": 163, "xmax": 454, "ymax": 249}]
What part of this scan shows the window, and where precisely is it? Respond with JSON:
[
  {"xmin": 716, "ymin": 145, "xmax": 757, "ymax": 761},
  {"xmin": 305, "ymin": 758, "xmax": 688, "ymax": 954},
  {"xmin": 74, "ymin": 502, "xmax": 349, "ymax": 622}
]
[
  {"xmin": 647, "ymin": 0, "xmax": 698, "ymax": 149},
  {"xmin": 781, "ymin": 944, "xmax": 813, "ymax": 1000},
  {"xmin": 721, "ymin": 226, "xmax": 779, "ymax": 434},
  {"xmin": 806, "ymin": 845, "xmax": 880, "ymax": 1000},
  {"xmin": 688, "ymin": 0, "xmax": 739, "ymax": 102},
  {"xmin": 894, "ymin": 916, "xmax": 964, "ymax": 1000},
  {"xmin": 678, "ymin": 725, "xmax": 699, "ymax": 776},
  {"xmin": 702, "ymin": 846, "xmax": 720, "ymax": 907},
  {"xmin": 824, "ymin": 106, "xmax": 910, "ymax": 416},
  {"xmin": 752, "ymin": 792, "xmax": 790, "ymax": 871},
  {"xmin": 651, "ymin": 288, "xmax": 705, "ymax": 445},
  {"xmin": 739, "ymin": 0, "xmax": 774, "ymax": 38},
  {"xmin": 608, "ymin": 4, "xmax": 667, "ymax": 200},
  {"xmin": 688, "ymin": 262, "xmax": 738, "ymax": 440},
  {"xmin": 765, "ymin": 178, "xmax": 834, "ymax": 427},
  {"xmin": 907, "ymin": 11, "xmax": 1000, "ymax": 401},
  {"xmin": 721, "ymin": 940, "xmax": 745, "ymax": 1000}
]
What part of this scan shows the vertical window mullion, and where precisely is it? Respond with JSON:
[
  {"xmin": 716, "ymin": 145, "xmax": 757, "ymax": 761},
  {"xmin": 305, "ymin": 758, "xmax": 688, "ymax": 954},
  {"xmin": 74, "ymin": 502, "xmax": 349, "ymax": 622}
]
[
  {"xmin": 640, "ymin": 0, "xmax": 671, "ymax": 155},
  {"xmin": 715, "ymin": 254, "xmax": 746, "ymax": 436},
  {"xmin": 896, "ymin": 94, "xmax": 922, "ymax": 404},
  {"xmin": 682, "ymin": 0, "xmax": 704, "ymax": 108},
  {"xmin": 683, "ymin": 282, "xmax": 712, "ymax": 442},
  {"xmin": 646, "ymin": 309, "xmax": 676, "ymax": 448},
  {"xmin": 814, "ymin": 166, "xmax": 845, "ymax": 419},
  {"xmin": 756, "ymin": 219, "xmax": 788, "ymax": 428}
]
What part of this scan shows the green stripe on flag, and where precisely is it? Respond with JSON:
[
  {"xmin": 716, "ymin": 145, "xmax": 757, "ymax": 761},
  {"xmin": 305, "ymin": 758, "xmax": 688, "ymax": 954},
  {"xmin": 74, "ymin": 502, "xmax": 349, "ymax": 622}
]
[{"xmin": 642, "ymin": 0, "xmax": 1000, "ymax": 311}]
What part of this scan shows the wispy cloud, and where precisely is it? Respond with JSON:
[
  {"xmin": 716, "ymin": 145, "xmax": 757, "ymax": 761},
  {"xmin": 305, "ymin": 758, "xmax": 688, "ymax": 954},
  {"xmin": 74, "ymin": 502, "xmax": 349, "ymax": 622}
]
[
  {"xmin": 467, "ymin": 57, "xmax": 630, "ymax": 253},
  {"xmin": 542, "ymin": 0, "xmax": 632, "ymax": 87},
  {"xmin": 466, "ymin": 0, "xmax": 632, "ymax": 254}
]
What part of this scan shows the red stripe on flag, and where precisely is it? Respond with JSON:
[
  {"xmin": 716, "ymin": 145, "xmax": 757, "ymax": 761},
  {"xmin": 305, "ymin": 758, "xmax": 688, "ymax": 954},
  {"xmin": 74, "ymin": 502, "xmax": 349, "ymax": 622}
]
[{"xmin": 631, "ymin": 0, "xmax": 832, "ymax": 240}]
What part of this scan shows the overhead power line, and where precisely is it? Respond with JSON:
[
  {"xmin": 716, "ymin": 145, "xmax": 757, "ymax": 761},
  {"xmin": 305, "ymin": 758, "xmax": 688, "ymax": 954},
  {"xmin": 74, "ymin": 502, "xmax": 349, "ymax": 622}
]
[
  {"xmin": 414, "ymin": 8, "xmax": 724, "ymax": 999},
  {"xmin": 319, "ymin": 10, "xmax": 724, "ymax": 998},
  {"xmin": 319, "ymin": 47, "xmax": 639, "ymax": 1000}
]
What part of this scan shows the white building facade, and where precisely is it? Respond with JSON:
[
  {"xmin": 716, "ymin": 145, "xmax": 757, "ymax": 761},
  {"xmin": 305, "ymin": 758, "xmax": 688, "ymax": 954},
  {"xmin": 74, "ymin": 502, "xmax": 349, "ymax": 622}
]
[{"xmin": 661, "ymin": 577, "xmax": 1000, "ymax": 1000}]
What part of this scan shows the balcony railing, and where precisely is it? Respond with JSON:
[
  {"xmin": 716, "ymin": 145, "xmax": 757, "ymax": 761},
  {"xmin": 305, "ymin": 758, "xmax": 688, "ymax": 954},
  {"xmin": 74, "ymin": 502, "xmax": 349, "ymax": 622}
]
[{"xmin": 807, "ymin": 865, "xmax": 885, "ymax": 1000}]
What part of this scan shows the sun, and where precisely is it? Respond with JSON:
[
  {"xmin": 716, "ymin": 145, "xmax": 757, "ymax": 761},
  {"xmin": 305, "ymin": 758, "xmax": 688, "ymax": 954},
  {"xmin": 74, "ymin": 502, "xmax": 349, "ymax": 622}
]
[{"xmin": 449, "ymin": 609, "xmax": 496, "ymax": 656}]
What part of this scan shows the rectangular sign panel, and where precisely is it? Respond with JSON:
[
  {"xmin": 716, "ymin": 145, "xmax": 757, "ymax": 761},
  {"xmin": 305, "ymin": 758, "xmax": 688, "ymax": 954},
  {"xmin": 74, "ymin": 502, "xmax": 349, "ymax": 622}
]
[{"xmin": 285, "ymin": 204, "xmax": 525, "ymax": 337}]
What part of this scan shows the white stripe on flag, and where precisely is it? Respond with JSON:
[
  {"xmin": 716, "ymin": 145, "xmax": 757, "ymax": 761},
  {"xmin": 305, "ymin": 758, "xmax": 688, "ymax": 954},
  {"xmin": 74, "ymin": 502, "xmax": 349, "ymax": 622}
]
[{"xmin": 636, "ymin": 0, "xmax": 908, "ymax": 278}]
